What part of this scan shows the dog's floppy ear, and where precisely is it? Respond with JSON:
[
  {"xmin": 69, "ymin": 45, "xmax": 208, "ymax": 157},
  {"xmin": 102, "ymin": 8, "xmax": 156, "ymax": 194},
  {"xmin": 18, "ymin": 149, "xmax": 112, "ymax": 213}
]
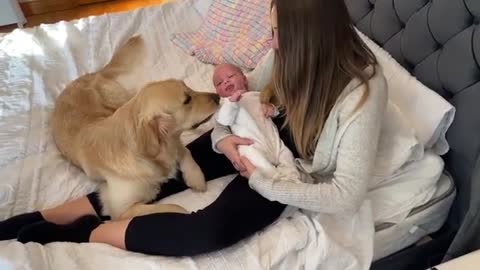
[{"xmin": 137, "ymin": 113, "xmax": 175, "ymax": 157}]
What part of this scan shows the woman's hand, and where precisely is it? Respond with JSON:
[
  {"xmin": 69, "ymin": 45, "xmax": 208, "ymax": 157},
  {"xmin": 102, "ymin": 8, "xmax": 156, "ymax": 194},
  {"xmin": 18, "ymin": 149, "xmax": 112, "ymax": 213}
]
[
  {"xmin": 239, "ymin": 156, "xmax": 257, "ymax": 178},
  {"xmin": 216, "ymin": 135, "xmax": 253, "ymax": 171},
  {"xmin": 261, "ymin": 103, "xmax": 277, "ymax": 118}
]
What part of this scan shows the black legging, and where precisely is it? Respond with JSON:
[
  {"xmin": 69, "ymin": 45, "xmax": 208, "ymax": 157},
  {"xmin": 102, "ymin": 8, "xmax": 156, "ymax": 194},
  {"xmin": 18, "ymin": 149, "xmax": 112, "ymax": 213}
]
[{"xmin": 87, "ymin": 116, "xmax": 298, "ymax": 256}]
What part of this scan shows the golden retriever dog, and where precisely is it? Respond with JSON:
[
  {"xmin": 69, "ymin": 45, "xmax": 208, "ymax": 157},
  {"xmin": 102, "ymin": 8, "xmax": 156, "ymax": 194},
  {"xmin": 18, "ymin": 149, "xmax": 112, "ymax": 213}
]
[{"xmin": 50, "ymin": 36, "xmax": 219, "ymax": 220}]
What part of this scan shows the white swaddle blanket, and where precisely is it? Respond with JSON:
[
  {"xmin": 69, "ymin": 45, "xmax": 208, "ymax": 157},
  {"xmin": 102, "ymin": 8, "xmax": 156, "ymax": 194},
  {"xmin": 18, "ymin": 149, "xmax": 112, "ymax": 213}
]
[{"xmin": 215, "ymin": 92, "xmax": 300, "ymax": 181}]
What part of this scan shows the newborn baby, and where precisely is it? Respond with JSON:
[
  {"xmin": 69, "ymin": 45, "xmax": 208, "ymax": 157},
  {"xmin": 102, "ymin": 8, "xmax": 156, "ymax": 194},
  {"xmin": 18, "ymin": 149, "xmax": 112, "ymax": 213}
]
[{"xmin": 213, "ymin": 63, "xmax": 300, "ymax": 181}]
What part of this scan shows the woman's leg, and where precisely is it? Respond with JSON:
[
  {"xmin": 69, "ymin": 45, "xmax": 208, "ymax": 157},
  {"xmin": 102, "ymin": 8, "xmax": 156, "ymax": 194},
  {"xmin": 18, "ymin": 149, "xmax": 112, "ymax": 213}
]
[
  {"xmin": 19, "ymin": 175, "xmax": 286, "ymax": 256},
  {"xmin": 41, "ymin": 196, "xmax": 97, "ymax": 224},
  {"xmin": 90, "ymin": 218, "xmax": 129, "ymax": 249},
  {"xmin": 0, "ymin": 195, "xmax": 98, "ymax": 241},
  {"xmin": 123, "ymin": 175, "xmax": 285, "ymax": 256}
]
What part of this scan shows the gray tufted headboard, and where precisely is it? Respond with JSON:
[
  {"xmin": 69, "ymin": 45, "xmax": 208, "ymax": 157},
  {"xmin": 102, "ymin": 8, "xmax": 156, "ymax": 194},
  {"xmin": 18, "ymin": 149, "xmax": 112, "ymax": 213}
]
[{"xmin": 345, "ymin": 0, "xmax": 480, "ymax": 228}]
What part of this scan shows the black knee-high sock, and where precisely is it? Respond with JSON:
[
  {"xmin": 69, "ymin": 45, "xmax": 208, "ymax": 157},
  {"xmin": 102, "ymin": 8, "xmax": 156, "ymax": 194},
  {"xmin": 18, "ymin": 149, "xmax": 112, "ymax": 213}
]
[
  {"xmin": 0, "ymin": 212, "xmax": 44, "ymax": 240},
  {"xmin": 17, "ymin": 215, "xmax": 102, "ymax": 245}
]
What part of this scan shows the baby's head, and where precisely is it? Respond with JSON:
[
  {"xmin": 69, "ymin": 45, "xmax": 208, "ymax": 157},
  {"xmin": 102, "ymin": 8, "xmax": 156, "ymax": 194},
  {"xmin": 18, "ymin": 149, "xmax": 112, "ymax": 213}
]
[{"xmin": 213, "ymin": 64, "xmax": 248, "ymax": 97}]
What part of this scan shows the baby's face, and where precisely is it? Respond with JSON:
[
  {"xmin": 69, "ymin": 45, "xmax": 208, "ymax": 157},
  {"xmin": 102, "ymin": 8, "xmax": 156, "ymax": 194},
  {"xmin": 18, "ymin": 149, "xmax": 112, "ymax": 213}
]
[{"xmin": 213, "ymin": 64, "xmax": 247, "ymax": 97}]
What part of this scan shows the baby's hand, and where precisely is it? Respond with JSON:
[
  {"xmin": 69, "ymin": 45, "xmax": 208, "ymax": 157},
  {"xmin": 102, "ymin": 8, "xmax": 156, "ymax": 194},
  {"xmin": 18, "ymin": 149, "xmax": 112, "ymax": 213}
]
[
  {"xmin": 261, "ymin": 103, "xmax": 278, "ymax": 118},
  {"xmin": 229, "ymin": 89, "xmax": 246, "ymax": 102}
]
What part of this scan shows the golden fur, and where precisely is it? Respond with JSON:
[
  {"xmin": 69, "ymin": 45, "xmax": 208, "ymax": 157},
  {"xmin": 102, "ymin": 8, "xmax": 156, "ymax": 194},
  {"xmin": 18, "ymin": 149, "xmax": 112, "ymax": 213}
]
[
  {"xmin": 259, "ymin": 81, "xmax": 279, "ymax": 107},
  {"xmin": 50, "ymin": 36, "xmax": 219, "ymax": 220}
]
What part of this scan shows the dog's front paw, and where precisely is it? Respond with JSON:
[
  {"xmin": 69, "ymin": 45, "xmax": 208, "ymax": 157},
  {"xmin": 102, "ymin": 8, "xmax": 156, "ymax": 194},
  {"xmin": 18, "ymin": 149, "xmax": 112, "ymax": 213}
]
[
  {"xmin": 179, "ymin": 149, "xmax": 207, "ymax": 192},
  {"xmin": 183, "ymin": 166, "xmax": 207, "ymax": 192}
]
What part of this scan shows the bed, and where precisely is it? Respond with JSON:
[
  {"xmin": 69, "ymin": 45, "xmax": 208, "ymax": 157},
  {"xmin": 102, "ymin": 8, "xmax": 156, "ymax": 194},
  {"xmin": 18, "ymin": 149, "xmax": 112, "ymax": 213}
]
[{"xmin": 0, "ymin": 0, "xmax": 458, "ymax": 269}]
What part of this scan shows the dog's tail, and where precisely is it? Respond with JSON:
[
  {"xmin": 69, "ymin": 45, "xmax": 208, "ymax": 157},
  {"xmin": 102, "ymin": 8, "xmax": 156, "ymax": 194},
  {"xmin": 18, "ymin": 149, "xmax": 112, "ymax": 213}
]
[
  {"xmin": 100, "ymin": 35, "xmax": 148, "ymax": 92},
  {"xmin": 102, "ymin": 35, "xmax": 146, "ymax": 77}
]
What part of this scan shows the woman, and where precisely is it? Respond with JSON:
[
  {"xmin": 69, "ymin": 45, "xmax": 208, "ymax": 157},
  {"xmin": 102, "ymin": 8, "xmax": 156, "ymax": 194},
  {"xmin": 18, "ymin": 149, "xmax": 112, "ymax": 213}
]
[{"xmin": 0, "ymin": 0, "xmax": 386, "ymax": 257}]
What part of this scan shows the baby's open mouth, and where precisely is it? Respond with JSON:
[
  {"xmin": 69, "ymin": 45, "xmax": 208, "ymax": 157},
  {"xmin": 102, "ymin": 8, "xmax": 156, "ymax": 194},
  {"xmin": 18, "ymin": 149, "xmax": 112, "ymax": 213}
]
[{"xmin": 226, "ymin": 85, "xmax": 234, "ymax": 92}]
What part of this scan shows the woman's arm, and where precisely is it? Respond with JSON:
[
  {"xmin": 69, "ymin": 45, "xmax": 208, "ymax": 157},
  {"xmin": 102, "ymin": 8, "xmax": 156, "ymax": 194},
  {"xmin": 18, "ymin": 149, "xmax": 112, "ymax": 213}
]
[{"xmin": 248, "ymin": 84, "xmax": 387, "ymax": 214}]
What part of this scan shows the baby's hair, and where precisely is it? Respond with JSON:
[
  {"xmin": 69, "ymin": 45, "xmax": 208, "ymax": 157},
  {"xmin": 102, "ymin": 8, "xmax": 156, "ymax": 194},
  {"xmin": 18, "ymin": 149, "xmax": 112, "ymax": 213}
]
[{"xmin": 214, "ymin": 63, "xmax": 244, "ymax": 74}]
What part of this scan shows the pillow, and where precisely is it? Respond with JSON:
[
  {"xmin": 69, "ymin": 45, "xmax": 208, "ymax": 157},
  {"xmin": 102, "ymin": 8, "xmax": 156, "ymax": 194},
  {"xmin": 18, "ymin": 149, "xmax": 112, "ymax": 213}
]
[
  {"xmin": 245, "ymin": 48, "xmax": 274, "ymax": 92},
  {"xmin": 193, "ymin": 0, "xmax": 213, "ymax": 17},
  {"xmin": 357, "ymin": 30, "xmax": 455, "ymax": 156},
  {"xmin": 171, "ymin": 0, "xmax": 272, "ymax": 69}
]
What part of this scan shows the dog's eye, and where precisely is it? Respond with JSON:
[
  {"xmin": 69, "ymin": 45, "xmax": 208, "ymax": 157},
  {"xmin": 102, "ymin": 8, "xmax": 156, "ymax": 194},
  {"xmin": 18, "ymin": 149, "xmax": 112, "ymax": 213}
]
[{"xmin": 183, "ymin": 95, "xmax": 192, "ymax": 105}]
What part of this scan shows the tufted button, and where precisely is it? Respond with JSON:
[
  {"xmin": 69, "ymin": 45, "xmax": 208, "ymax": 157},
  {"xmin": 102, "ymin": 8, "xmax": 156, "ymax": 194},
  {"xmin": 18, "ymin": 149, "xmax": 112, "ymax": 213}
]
[{"xmin": 474, "ymin": 16, "xmax": 480, "ymax": 25}]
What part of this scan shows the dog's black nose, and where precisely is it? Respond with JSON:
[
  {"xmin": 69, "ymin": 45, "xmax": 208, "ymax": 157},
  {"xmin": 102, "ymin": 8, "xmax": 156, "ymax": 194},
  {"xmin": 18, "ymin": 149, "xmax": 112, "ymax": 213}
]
[{"xmin": 212, "ymin": 94, "xmax": 220, "ymax": 104}]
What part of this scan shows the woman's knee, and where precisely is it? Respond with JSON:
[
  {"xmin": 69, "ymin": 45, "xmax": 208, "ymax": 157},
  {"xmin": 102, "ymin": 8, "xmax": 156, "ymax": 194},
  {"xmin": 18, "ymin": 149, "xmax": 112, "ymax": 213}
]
[
  {"xmin": 123, "ymin": 211, "xmax": 234, "ymax": 256},
  {"xmin": 90, "ymin": 219, "xmax": 129, "ymax": 249}
]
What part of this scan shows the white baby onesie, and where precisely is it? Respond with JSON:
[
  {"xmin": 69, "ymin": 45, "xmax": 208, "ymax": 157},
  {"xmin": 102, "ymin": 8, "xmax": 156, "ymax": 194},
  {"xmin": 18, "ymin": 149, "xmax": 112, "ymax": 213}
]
[{"xmin": 215, "ymin": 91, "xmax": 300, "ymax": 181}]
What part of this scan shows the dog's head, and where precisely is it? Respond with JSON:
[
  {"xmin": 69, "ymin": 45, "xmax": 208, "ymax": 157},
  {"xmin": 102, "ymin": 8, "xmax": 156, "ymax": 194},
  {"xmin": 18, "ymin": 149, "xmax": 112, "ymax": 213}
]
[{"xmin": 132, "ymin": 79, "xmax": 219, "ymax": 156}]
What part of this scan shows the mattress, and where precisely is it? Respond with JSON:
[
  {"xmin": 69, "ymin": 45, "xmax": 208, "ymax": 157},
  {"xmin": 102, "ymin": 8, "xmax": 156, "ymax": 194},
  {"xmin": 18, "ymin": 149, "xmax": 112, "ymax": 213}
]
[
  {"xmin": 373, "ymin": 172, "xmax": 456, "ymax": 261},
  {"xmin": 0, "ymin": 0, "xmax": 453, "ymax": 269}
]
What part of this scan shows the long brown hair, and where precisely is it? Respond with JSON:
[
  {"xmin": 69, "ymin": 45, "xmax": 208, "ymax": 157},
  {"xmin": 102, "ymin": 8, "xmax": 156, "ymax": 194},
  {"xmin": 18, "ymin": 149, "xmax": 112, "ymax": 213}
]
[{"xmin": 271, "ymin": 0, "xmax": 377, "ymax": 159}]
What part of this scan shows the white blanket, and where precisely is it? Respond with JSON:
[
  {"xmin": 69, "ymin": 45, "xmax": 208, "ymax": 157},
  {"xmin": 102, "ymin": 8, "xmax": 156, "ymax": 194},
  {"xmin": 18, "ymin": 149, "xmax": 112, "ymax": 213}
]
[
  {"xmin": 357, "ymin": 31, "xmax": 455, "ymax": 156},
  {"xmin": 0, "ymin": 1, "xmax": 372, "ymax": 269}
]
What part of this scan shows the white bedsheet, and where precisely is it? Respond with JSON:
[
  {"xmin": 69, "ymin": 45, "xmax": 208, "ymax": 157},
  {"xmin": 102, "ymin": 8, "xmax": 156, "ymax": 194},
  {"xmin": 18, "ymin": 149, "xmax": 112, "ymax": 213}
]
[{"xmin": 0, "ymin": 1, "xmax": 373, "ymax": 269}]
